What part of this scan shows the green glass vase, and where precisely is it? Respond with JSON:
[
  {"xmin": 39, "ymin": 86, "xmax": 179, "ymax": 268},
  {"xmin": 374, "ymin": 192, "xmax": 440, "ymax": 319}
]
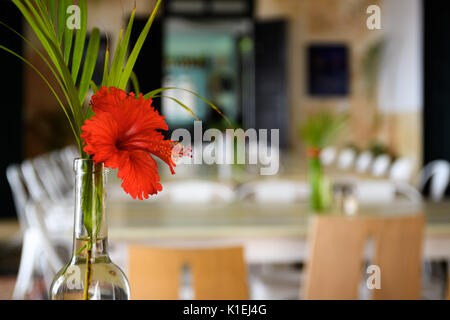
[{"xmin": 307, "ymin": 155, "xmax": 332, "ymax": 213}]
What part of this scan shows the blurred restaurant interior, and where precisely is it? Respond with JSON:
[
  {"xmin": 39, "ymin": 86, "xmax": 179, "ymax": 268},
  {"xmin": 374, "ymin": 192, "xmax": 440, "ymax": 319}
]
[{"xmin": 2, "ymin": 0, "xmax": 450, "ymax": 300}]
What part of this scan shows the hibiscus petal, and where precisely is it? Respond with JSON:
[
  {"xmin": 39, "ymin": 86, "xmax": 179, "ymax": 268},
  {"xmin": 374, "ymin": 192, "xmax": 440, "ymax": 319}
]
[{"xmin": 117, "ymin": 150, "xmax": 162, "ymax": 200}]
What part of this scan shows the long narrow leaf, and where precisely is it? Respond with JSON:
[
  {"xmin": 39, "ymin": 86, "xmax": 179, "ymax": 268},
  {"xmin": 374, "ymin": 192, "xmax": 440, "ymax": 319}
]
[
  {"xmin": 144, "ymin": 87, "xmax": 231, "ymax": 125},
  {"xmin": 90, "ymin": 80, "xmax": 99, "ymax": 94},
  {"xmin": 64, "ymin": 28, "xmax": 74, "ymax": 63},
  {"xmin": 41, "ymin": 31, "xmax": 84, "ymax": 132},
  {"xmin": 78, "ymin": 28, "xmax": 100, "ymax": 105},
  {"xmin": 0, "ymin": 20, "xmax": 75, "ymax": 122},
  {"xmin": 36, "ymin": 0, "xmax": 56, "ymax": 33},
  {"xmin": 115, "ymin": 5, "xmax": 136, "ymax": 87},
  {"xmin": 47, "ymin": 0, "xmax": 56, "ymax": 27},
  {"xmin": 107, "ymin": 27, "xmax": 123, "ymax": 87},
  {"xmin": 13, "ymin": 0, "xmax": 80, "ymax": 130},
  {"xmin": 101, "ymin": 38, "xmax": 110, "ymax": 87},
  {"xmin": 130, "ymin": 71, "xmax": 140, "ymax": 95},
  {"xmin": 71, "ymin": 0, "xmax": 87, "ymax": 83},
  {"xmin": 24, "ymin": 0, "xmax": 55, "ymax": 40},
  {"xmin": 0, "ymin": 45, "xmax": 81, "ymax": 149},
  {"xmin": 12, "ymin": 0, "xmax": 65, "ymax": 79},
  {"xmin": 57, "ymin": 0, "xmax": 69, "ymax": 44},
  {"xmin": 118, "ymin": 0, "xmax": 161, "ymax": 89},
  {"xmin": 153, "ymin": 95, "xmax": 199, "ymax": 121}
]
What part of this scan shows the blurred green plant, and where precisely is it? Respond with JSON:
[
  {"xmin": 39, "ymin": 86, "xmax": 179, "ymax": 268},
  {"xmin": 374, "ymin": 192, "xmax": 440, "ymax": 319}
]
[
  {"xmin": 298, "ymin": 111, "xmax": 348, "ymax": 213},
  {"xmin": 298, "ymin": 111, "xmax": 348, "ymax": 149}
]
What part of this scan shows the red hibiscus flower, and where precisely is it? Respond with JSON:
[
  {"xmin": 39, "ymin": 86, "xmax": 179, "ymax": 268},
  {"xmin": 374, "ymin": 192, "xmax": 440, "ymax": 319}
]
[{"xmin": 81, "ymin": 87, "xmax": 183, "ymax": 200}]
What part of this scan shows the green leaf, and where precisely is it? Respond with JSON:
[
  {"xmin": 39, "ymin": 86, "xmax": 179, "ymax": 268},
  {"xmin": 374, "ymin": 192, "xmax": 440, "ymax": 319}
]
[
  {"xmin": 48, "ymin": 0, "xmax": 56, "ymax": 26},
  {"xmin": 12, "ymin": 0, "xmax": 82, "ymax": 133},
  {"xmin": 24, "ymin": 0, "xmax": 56, "ymax": 40},
  {"xmin": 78, "ymin": 27, "xmax": 100, "ymax": 106},
  {"xmin": 71, "ymin": 0, "xmax": 87, "ymax": 83},
  {"xmin": 57, "ymin": 0, "xmax": 69, "ymax": 44},
  {"xmin": 114, "ymin": 5, "xmax": 136, "ymax": 87},
  {"xmin": 40, "ymin": 31, "xmax": 84, "ymax": 133},
  {"xmin": 153, "ymin": 95, "xmax": 199, "ymax": 121},
  {"xmin": 130, "ymin": 71, "xmax": 140, "ymax": 95},
  {"xmin": 90, "ymin": 80, "xmax": 99, "ymax": 93},
  {"xmin": 0, "ymin": 20, "xmax": 75, "ymax": 124},
  {"xmin": 101, "ymin": 38, "xmax": 109, "ymax": 87},
  {"xmin": 118, "ymin": 0, "xmax": 161, "ymax": 89},
  {"xmin": 107, "ymin": 27, "xmax": 123, "ymax": 87},
  {"xmin": 12, "ymin": 1, "xmax": 64, "ymax": 81},
  {"xmin": 0, "ymin": 45, "xmax": 81, "ymax": 149},
  {"xmin": 64, "ymin": 27, "xmax": 74, "ymax": 63},
  {"xmin": 144, "ymin": 87, "xmax": 231, "ymax": 125}
]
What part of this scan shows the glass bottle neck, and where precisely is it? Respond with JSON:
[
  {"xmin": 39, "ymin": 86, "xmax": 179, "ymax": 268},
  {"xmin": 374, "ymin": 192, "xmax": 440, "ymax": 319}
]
[{"xmin": 72, "ymin": 159, "xmax": 109, "ymax": 259}]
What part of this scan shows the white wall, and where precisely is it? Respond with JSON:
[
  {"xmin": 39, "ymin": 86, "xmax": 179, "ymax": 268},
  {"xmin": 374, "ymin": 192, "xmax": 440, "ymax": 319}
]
[{"xmin": 377, "ymin": 0, "xmax": 423, "ymax": 113}]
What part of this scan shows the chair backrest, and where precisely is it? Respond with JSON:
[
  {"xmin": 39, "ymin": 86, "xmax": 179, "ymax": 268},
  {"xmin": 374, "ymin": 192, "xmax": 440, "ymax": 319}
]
[
  {"xmin": 6, "ymin": 164, "xmax": 30, "ymax": 229},
  {"xmin": 337, "ymin": 148, "xmax": 356, "ymax": 170},
  {"xmin": 57, "ymin": 146, "xmax": 78, "ymax": 188},
  {"xmin": 304, "ymin": 214, "xmax": 424, "ymax": 300},
  {"xmin": 32, "ymin": 155, "xmax": 66, "ymax": 202},
  {"xmin": 371, "ymin": 154, "xmax": 391, "ymax": 177},
  {"xmin": 24, "ymin": 201, "xmax": 64, "ymax": 274},
  {"xmin": 355, "ymin": 151, "xmax": 373, "ymax": 173},
  {"xmin": 238, "ymin": 180, "xmax": 309, "ymax": 203},
  {"xmin": 417, "ymin": 160, "xmax": 450, "ymax": 201},
  {"xmin": 389, "ymin": 157, "xmax": 414, "ymax": 183},
  {"xmin": 128, "ymin": 246, "xmax": 248, "ymax": 300},
  {"xmin": 20, "ymin": 159, "xmax": 47, "ymax": 202},
  {"xmin": 320, "ymin": 147, "xmax": 337, "ymax": 166},
  {"xmin": 372, "ymin": 216, "xmax": 424, "ymax": 299}
]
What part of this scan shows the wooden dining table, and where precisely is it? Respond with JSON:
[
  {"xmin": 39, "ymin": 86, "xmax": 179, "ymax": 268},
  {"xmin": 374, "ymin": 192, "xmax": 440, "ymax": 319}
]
[{"xmin": 106, "ymin": 198, "xmax": 450, "ymax": 264}]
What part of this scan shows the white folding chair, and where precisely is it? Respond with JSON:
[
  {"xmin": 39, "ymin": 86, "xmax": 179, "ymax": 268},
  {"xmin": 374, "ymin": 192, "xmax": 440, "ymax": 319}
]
[
  {"xmin": 20, "ymin": 159, "xmax": 47, "ymax": 202},
  {"xmin": 336, "ymin": 148, "xmax": 356, "ymax": 170},
  {"xmin": 417, "ymin": 160, "xmax": 450, "ymax": 201},
  {"xmin": 355, "ymin": 151, "xmax": 373, "ymax": 173},
  {"xmin": 320, "ymin": 147, "xmax": 337, "ymax": 166},
  {"xmin": 58, "ymin": 145, "xmax": 79, "ymax": 187},
  {"xmin": 13, "ymin": 201, "xmax": 65, "ymax": 300},
  {"xmin": 389, "ymin": 157, "xmax": 414, "ymax": 183},
  {"xmin": 238, "ymin": 180, "xmax": 309, "ymax": 203},
  {"xmin": 371, "ymin": 154, "xmax": 391, "ymax": 177},
  {"xmin": 7, "ymin": 164, "xmax": 67, "ymax": 299},
  {"xmin": 6, "ymin": 164, "xmax": 30, "ymax": 230},
  {"xmin": 8, "ymin": 150, "xmax": 75, "ymax": 299},
  {"xmin": 32, "ymin": 155, "xmax": 66, "ymax": 202}
]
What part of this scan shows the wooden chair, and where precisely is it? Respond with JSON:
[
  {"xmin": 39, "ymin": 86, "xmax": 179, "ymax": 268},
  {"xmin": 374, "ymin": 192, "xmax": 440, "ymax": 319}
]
[
  {"xmin": 304, "ymin": 215, "xmax": 424, "ymax": 300},
  {"xmin": 128, "ymin": 246, "xmax": 249, "ymax": 300}
]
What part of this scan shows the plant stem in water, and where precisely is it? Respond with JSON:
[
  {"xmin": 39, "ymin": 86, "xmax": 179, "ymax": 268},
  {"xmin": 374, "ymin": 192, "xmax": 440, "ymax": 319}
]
[{"xmin": 83, "ymin": 240, "xmax": 93, "ymax": 300}]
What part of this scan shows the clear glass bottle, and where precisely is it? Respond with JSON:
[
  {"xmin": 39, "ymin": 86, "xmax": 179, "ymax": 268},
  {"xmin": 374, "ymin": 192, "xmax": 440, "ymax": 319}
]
[{"xmin": 50, "ymin": 159, "xmax": 130, "ymax": 300}]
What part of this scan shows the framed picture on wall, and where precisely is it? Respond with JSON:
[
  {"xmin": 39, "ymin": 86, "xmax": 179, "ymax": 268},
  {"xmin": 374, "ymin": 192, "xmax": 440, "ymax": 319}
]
[{"xmin": 307, "ymin": 44, "xmax": 349, "ymax": 97}]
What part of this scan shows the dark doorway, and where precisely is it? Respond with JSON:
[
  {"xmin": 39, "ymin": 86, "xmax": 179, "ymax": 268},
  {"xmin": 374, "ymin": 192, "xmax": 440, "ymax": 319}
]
[
  {"xmin": 254, "ymin": 20, "xmax": 288, "ymax": 148},
  {"xmin": 0, "ymin": 0, "xmax": 24, "ymax": 219}
]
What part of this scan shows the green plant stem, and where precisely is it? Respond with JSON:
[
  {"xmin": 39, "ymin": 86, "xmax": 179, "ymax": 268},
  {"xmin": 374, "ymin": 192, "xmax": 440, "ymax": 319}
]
[
  {"xmin": 81, "ymin": 165, "xmax": 104, "ymax": 300},
  {"xmin": 83, "ymin": 240, "xmax": 93, "ymax": 300}
]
